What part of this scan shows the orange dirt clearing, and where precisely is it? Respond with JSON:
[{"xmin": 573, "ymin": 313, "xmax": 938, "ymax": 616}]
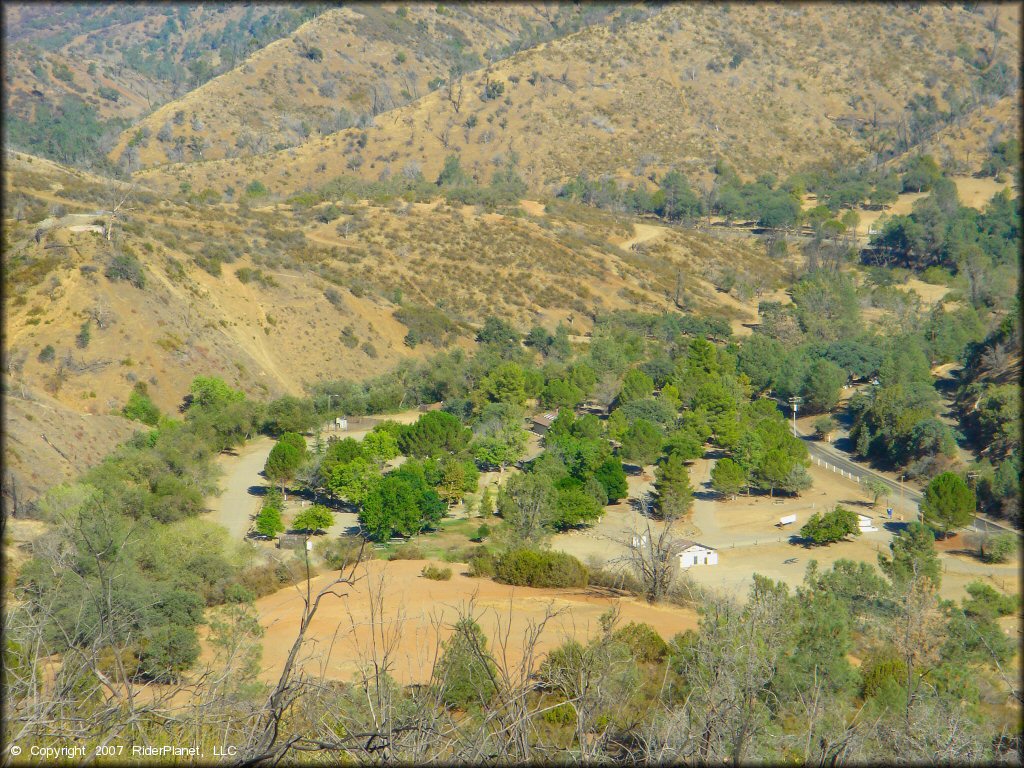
[{"xmin": 243, "ymin": 558, "xmax": 699, "ymax": 686}]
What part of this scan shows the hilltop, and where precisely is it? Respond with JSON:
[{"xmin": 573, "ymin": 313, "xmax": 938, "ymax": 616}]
[{"xmin": 134, "ymin": 3, "xmax": 1019, "ymax": 198}]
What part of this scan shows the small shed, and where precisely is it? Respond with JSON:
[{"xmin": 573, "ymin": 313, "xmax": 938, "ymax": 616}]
[
  {"xmin": 529, "ymin": 412, "xmax": 558, "ymax": 435},
  {"xmin": 278, "ymin": 533, "xmax": 309, "ymax": 551},
  {"xmin": 857, "ymin": 514, "xmax": 878, "ymax": 533},
  {"xmin": 671, "ymin": 539, "xmax": 718, "ymax": 569}
]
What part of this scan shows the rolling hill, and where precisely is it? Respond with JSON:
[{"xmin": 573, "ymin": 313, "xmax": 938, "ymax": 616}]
[
  {"xmin": 106, "ymin": 4, "xmax": 626, "ymax": 171},
  {"xmin": 132, "ymin": 2, "xmax": 1019, "ymax": 199},
  {"xmin": 3, "ymin": 147, "xmax": 783, "ymax": 501}
]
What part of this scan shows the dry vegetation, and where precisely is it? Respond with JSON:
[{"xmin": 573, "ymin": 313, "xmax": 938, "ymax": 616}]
[
  {"xmin": 3, "ymin": 4, "xmax": 272, "ymax": 124},
  {"xmin": 135, "ymin": 3, "xmax": 1019, "ymax": 197},
  {"xmin": 108, "ymin": 4, "xmax": 613, "ymax": 170},
  {"xmin": 3, "ymin": 149, "xmax": 783, "ymax": 501}
]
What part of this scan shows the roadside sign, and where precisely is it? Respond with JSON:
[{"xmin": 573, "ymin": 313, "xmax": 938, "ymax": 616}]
[{"xmin": 887, "ymin": 507, "xmax": 893, "ymax": 519}]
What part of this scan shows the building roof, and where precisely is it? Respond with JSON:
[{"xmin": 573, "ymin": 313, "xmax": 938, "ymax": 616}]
[
  {"xmin": 531, "ymin": 412, "xmax": 557, "ymax": 425},
  {"xmin": 669, "ymin": 539, "xmax": 716, "ymax": 553}
]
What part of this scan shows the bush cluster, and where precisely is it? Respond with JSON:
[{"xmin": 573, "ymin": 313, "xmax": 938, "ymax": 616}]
[
  {"xmin": 421, "ymin": 564, "xmax": 453, "ymax": 581},
  {"xmin": 494, "ymin": 548, "xmax": 588, "ymax": 588}
]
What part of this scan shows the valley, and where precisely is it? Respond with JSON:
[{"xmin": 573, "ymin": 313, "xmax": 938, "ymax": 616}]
[{"xmin": 3, "ymin": 2, "xmax": 1021, "ymax": 765}]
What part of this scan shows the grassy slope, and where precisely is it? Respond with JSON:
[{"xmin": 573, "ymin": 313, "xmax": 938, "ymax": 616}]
[
  {"xmin": 107, "ymin": 4, "xmax": 616, "ymax": 170},
  {"xmin": 134, "ymin": 3, "xmax": 1019, "ymax": 198},
  {"xmin": 3, "ymin": 4, "xmax": 273, "ymax": 125},
  {"xmin": 4, "ymin": 149, "xmax": 784, "ymax": 497}
]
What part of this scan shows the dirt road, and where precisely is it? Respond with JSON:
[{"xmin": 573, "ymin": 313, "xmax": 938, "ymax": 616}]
[
  {"xmin": 205, "ymin": 436, "xmax": 276, "ymax": 542},
  {"xmin": 620, "ymin": 221, "xmax": 668, "ymax": 251},
  {"xmin": 204, "ymin": 411, "xmax": 426, "ymax": 543}
]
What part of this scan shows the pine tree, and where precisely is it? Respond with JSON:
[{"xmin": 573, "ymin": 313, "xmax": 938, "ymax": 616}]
[{"xmin": 654, "ymin": 454, "xmax": 694, "ymax": 520}]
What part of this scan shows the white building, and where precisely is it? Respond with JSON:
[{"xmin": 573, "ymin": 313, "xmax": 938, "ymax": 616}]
[
  {"xmin": 857, "ymin": 514, "xmax": 879, "ymax": 533},
  {"xmin": 671, "ymin": 539, "xmax": 718, "ymax": 569}
]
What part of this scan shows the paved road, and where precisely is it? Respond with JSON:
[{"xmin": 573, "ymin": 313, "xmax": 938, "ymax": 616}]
[{"xmin": 799, "ymin": 432, "xmax": 1019, "ymax": 537}]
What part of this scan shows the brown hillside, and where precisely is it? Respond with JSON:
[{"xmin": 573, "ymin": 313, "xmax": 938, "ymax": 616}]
[
  {"xmin": 3, "ymin": 391, "xmax": 139, "ymax": 507},
  {"xmin": 3, "ymin": 46, "xmax": 156, "ymax": 123},
  {"xmin": 108, "ymin": 4, "xmax": 623, "ymax": 170},
  {"xmin": 133, "ymin": 3, "xmax": 1019, "ymax": 198},
  {"xmin": 3, "ymin": 4, "xmax": 281, "ymax": 125},
  {"xmin": 5, "ymin": 149, "xmax": 782, "ymax": 420},
  {"xmin": 895, "ymin": 94, "xmax": 1021, "ymax": 176}
]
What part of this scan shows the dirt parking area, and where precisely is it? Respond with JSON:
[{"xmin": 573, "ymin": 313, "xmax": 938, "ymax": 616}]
[{"xmin": 237, "ymin": 558, "xmax": 699, "ymax": 686}]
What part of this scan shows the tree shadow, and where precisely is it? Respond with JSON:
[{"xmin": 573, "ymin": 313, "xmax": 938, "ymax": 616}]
[
  {"xmin": 788, "ymin": 534, "xmax": 812, "ymax": 547},
  {"xmin": 693, "ymin": 489, "xmax": 720, "ymax": 502},
  {"xmin": 247, "ymin": 485, "xmax": 269, "ymax": 497},
  {"xmin": 842, "ymin": 497, "xmax": 874, "ymax": 509},
  {"xmin": 883, "ymin": 521, "xmax": 908, "ymax": 534},
  {"xmin": 833, "ymin": 436, "xmax": 855, "ymax": 453}
]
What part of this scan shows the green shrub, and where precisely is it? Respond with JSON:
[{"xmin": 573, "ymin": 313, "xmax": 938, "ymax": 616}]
[
  {"xmin": 122, "ymin": 387, "xmax": 160, "ymax": 426},
  {"xmin": 421, "ymin": 563, "xmax": 453, "ymax": 580},
  {"xmin": 37, "ymin": 345, "xmax": 55, "ymax": 363},
  {"xmin": 495, "ymin": 548, "xmax": 588, "ymax": 588},
  {"xmin": 920, "ymin": 266, "xmax": 952, "ymax": 285},
  {"xmin": 982, "ymin": 533, "xmax": 1016, "ymax": 564},
  {"xmin": 433, "ymin": 618, "xmax": 498, "ymax": 710},
  {"xmin": 105, "ymin": 251, "xmax": 146, "ymax": 288},
  {"xmin": 317, "ymin": 536, "xmax": 364, "ymax": 569},
  {"xmin": 612, "ymin": 622, "xmax": 669, "ymax": 662},
  {"xmin": 75, "ymin": 321, "xmax": 91, "ymax": 349},
  {"xmin": 860, "ymin": 654, "xmax": 907, "ymax": 699},
  {"xmin": 467, "ymin": 549, "xmax": 497, "ymax": 578},
  {"xmin": 254, "ymin": 490, "xmax": 285, "ymax": 539},
  {"xmin": 542, "ymin": 701, "xmax": 577, "ymax": 725},
  {"xmin": 388, "ymin": 543, "xmax": 425, "ymax": 561},
  {"xmin": 244, "ymin": 180, "xmax": 269, "ymax": 198},
  {"xmin": 136, "ymin": 624, "xmax": 200, "ymax": 683},
  {"xmin": 395, "ymin": 304, "xmax": 459, "ymax": 348}
]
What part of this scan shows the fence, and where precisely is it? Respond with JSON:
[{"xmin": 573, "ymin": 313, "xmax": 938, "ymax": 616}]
[{"xmin": 813, "ymin": 455, "xmax": 861, "ymax": 484}]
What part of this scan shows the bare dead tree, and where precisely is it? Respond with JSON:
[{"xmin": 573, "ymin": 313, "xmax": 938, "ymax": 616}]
[
  {"xmin": 536, "ymin": 605, "xmax": 639, "ymax": 761},
  {"xmin": 437, "ymin": 121, "xmax": 453, "ymax": 150},
  {"xmin": 104, "ymin": 183, "xmax": 136, "ymax": 242},
  {"xmin": 239, "ymin": 542, "xmax": 366, "ymax": 764},
  {"xmin": 453, "ymin": 598, "xmax": 565, "ymax": 762},
  {"xmin": 615, "ymin": 495, "xmax": 681, "ymax": 604},
  {"xmin": 86, "ymin": 302, "xmax": 116, "ymax": 330},
  {"xmin": 446, "ymin": 66, "xmax": 464, "ymax": 114}
]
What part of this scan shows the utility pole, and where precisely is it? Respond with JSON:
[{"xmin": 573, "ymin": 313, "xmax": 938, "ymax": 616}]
[
  {"xmin": 899, "ymin": 474, "xmax": 906, "ymax": 522},
  {"xmin": 788, "ymin": 396, "xmax": 803, "ymax": 437}
]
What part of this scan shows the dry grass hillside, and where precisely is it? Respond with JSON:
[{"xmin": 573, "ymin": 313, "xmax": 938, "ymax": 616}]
[
  {"xmin": 898, "ymin": 94, "xmax": 1021, "ymax": 175},
  {"xmin": 3, "ymin": 46, "xmax": 157, "ymax": 123},
  {"xmin": 3, "ymin": 4, "xmax": 300, "ymax": 122},
  {"xmin": 135, "ymin": 3, "xmax": 1019, "ymax": 198},
  {"xmin": 108, "ymin": 4, "xmax": 623, "ymax": 170},
  {"xmin": 4, "ymin": 149, "xmax": 784, "ymax": 498}
]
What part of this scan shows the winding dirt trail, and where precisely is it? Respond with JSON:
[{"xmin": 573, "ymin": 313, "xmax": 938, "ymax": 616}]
[{"xmin": 619, "ymin": 221, "xmax": 668, "ymax": 250}]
